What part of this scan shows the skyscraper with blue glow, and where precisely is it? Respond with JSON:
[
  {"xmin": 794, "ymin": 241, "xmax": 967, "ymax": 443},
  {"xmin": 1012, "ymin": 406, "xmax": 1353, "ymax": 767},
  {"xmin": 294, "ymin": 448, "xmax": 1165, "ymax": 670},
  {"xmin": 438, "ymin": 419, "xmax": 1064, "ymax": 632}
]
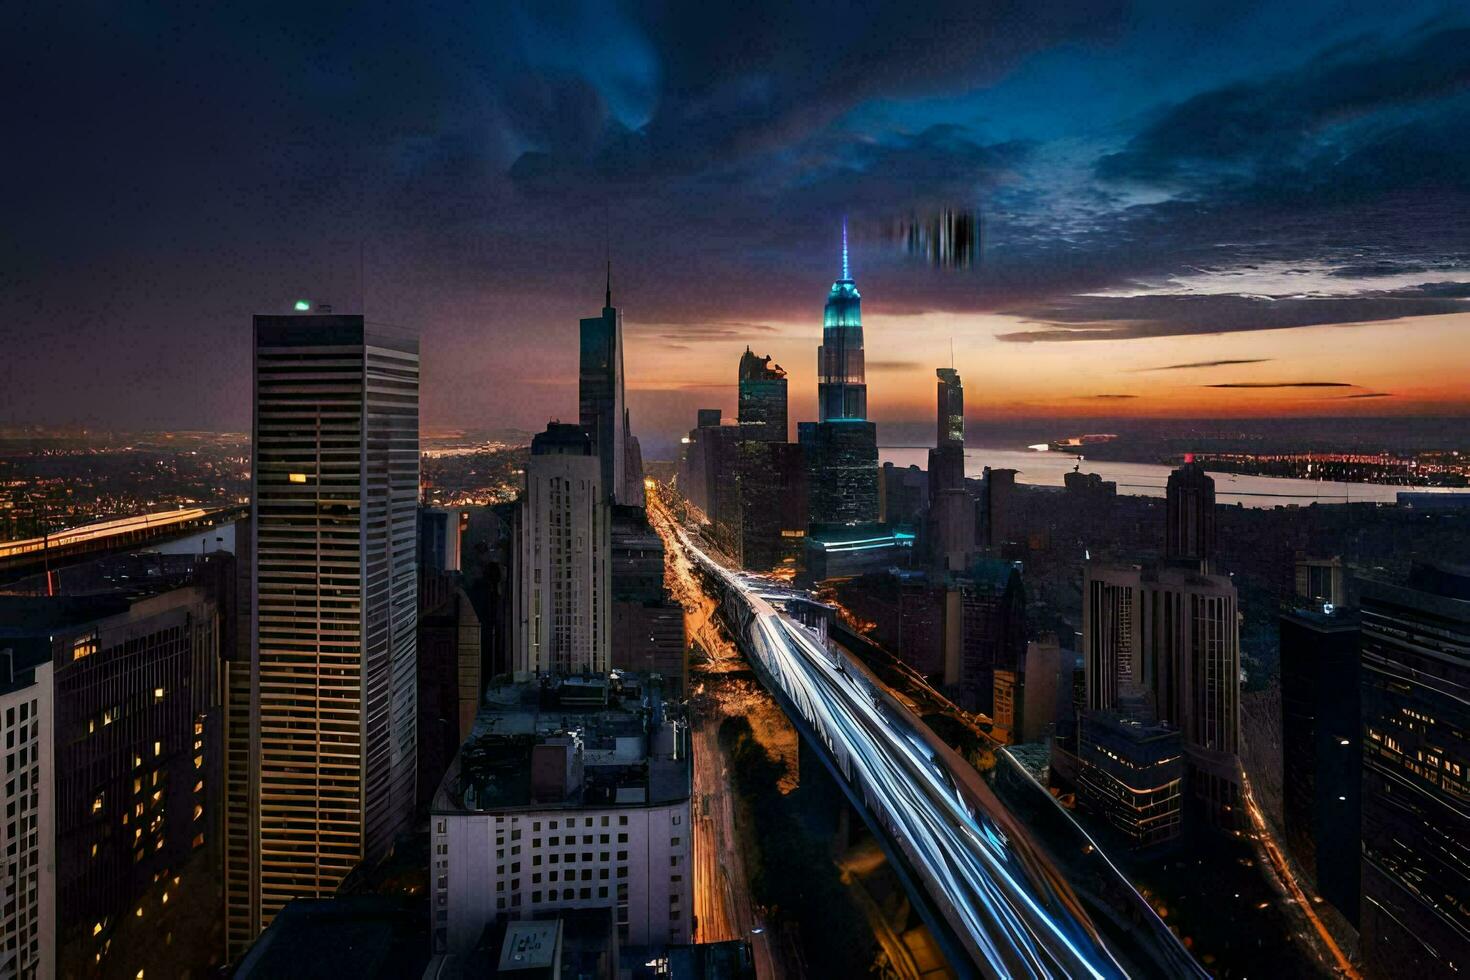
[
  {"xmin": 806, "ymin": 221, "xmax": 879, "ymax": 526},
  {"xmin": 818, "ymin": 222, "xmax": 867, "ymax": 422}
]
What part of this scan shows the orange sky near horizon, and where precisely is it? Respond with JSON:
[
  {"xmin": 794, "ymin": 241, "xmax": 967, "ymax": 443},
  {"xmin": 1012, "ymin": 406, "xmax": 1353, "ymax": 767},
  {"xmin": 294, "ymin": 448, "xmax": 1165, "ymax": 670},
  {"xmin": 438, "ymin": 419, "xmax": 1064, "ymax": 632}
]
[{"xmin": 623, "ymin": 309, "xmax": 1470, "ymax": 427}]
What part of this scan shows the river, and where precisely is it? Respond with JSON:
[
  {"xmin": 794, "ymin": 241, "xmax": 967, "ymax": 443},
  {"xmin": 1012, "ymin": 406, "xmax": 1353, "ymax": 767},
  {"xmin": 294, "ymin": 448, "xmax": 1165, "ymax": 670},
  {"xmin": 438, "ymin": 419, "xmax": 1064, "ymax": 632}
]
[{"xmin": 880, "ymin": 446, "xmax": 1458, "ymax": 508}]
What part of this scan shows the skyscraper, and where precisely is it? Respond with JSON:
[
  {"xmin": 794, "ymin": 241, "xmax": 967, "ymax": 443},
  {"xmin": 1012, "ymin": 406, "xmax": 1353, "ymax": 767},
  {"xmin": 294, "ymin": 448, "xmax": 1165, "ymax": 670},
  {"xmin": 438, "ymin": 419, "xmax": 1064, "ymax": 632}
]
[
  {"xmin": 245, "ymin": 313, "xmax": 420, "ymax": 934},
  {"xmin": 513, "ymin": 423, "xmax": 610, "ymax": 678},
  {"xmin": 1359, "ymin": 563, "xmax": 1470, "ymax": 978},
  {"xmin": 735, "ymin": 347, "xmax": 807, "ymax": 570},
  {"xmin": 738, "ymin": 347, "xmax": 788, "ymax": 442},
  {"xmin": 580, "ymin": 269, "xmax": 641, "ymax": 507},
  {"xmin": 818, "ymin": 221, "xmax": 867, "ymax": 424},
  {"xmin": 1165, "ymin": 458, "xmax": 1216, "ymax": 567},
  {"xmin": 1279, "ymin": 606, "xmax": 1360, "ymax": 925},
  {"xmin": 928, "ymin": 366, "xmax": 972, "ymax": 570},
  {"xmin": 806, "ymin": 222, "xmax": 878, "ymax": 525},
  {"xmin": 1084, "ymin": 562, "xmax": 1242, "ymax": 827}
]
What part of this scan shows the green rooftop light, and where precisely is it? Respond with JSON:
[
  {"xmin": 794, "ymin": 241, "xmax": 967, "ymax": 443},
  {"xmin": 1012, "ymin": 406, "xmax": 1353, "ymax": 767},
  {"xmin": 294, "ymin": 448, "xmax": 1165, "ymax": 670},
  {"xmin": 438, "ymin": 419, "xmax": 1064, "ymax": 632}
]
[{"xmin": 294, "ymin": 299, "xmax": 311, "ymax": 311}]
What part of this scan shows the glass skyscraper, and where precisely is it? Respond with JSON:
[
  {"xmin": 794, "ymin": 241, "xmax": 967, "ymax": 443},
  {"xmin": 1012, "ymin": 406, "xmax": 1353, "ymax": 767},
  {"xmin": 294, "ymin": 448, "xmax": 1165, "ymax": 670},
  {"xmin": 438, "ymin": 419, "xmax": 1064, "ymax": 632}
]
[
  {"xmin": 240, "ymin": 314, "xmax": 419, "ymax": 937},
  {"xmin": 580, "ymin": 271, "xmax": 641, "ymax": 507}
]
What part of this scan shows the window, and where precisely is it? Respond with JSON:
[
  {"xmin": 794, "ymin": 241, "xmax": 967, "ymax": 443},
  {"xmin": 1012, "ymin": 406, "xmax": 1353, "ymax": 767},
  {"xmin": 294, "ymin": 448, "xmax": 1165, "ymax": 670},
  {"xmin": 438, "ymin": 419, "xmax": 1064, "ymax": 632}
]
[
  {"xmin": 619, "ymin": 816, "xmax": 627, "ymax": 826},
  {"xmin": 580, "ymin": 888, "xmax": 591, "ymax": 900},
  {"xmin": 599, "ymin": 886, "xmax": 608, "ymax": 898},
  {"xmin": 599, "ymin": 834, "xmax": 609, "ymax": 844},
  {"xmin": 617, "ymin": 833, "xmax": 628, "ymax": 843},
  {"xmin": 617, "ymin": 851, "xmax": 627, "ymax": 861}
]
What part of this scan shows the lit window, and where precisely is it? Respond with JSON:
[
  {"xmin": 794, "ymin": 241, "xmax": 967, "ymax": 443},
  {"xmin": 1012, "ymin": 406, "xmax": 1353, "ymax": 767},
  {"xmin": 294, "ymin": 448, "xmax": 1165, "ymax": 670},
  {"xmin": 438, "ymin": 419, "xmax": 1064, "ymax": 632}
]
[
  {"xmin": 153, "ymin": 688, "xmax": 164, "ymax": 701},
  {"xmin": 288, "ymin": 473, "xmax": 307, "ymax": 484}
]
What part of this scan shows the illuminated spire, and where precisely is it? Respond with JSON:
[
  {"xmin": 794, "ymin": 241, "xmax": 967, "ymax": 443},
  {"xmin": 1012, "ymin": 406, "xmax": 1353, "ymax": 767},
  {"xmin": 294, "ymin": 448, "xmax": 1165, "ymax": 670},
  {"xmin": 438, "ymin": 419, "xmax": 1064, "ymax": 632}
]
[{"xmin": 841, "ymin": 217, "xmax": 850, "ymax": 281}]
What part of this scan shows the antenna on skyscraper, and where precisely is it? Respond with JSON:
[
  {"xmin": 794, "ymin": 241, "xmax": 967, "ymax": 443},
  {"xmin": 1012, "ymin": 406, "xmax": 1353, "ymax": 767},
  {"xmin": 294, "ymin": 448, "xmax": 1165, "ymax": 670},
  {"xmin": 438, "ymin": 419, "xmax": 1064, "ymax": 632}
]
[
  {"xmin": 841, "ymin": 216, "xmax": 850, "ymax": 280},
  {"xmin": 604, "ymin": 203, "xmax": 613, "ymax": 308},
  {"xmin": 950, "ymin": 337, "xmax": 955, "ymax": 369}
]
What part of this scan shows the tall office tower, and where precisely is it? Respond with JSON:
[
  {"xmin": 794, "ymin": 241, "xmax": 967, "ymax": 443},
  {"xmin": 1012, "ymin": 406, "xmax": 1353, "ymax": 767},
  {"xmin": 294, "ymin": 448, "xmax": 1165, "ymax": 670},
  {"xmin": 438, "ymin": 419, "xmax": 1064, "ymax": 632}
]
[
  {"xmin": 1279, "ymin": 607, "xmax": 1361, "ymax": 925},
  {"xmin": 416, "ymin": 570, "xmax": 483, "ymax": 811},
  {"xmin": 580, "ymin": 270, "xmax": 639, "ymax": 507},
  {"xmin": 929, "ymin": 367, "xmax": 965, "ymax": 493},
  {"xmin": 980, "ymin": 467, "xmax": 1018, "ymax": 549},
  {"xmin": 1083, "ymin": 564, "xmax": 1142, "ymax": 711},
  {"xmin": 1165, "ymin": 458, "xmax": 1216, "ymax": 567},
  {"xmin": 928, "ymin": 367, "xmax": 973, "ymax": 571},
  {"xmin": 1359, "ymin": 563, "xmax": 1470, "ymax": 978},
  {"xmin": 610, "ymin": 507, "xmax": 688, "ymax": 693},
  {"xmin": 738, "ymin": 347, "xmax": 788, "ymax": 441},
  {"xmin": 737, "ymin": 441, "xmax": 809, "ymax": 572},
  {"xmin": 1085, "ymin": 562, "xmax": 1242, "ymax": 826},
  {"xmin": 806, "ymin": 223, "xmax": 879, "ymax": 525},
  {"xmin": 944, "ymin": 559, "xmax": 1026, "ymax": 714},
  {"xmin": 0, "ymin": 654, "xmax": 53, "ymax": 979},
  {"xmin": 1138, "ymin": 564, "xmax": 1241, "ymax": 825},
  {"xmin": 513, "ymin": 423, "xmax": 611, "ymax": 678},
  {"xmin": 249, "ymin": 314, "xmax": 420, "ymax": 933}
]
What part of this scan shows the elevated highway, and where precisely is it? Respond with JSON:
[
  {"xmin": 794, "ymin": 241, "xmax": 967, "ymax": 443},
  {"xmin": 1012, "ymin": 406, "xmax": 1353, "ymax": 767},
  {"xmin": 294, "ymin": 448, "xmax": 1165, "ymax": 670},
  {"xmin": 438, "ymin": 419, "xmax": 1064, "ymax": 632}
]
[{"xmin": 654, "ymin": 495, "xmax": 1204, "ymax": 979}]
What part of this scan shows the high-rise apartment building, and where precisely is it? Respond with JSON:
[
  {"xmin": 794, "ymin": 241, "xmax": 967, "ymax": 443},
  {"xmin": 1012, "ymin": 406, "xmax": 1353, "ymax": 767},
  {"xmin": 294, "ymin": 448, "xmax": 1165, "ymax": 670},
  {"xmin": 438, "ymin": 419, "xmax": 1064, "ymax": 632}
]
[
  {"xmin": 244, "ymin": 313, "xmax": 420, "ymax": 936},
  {"xmin": 1165, "ymin": 459, "xmax": 1216, "ymax": 568},
  {"xmin": 1359, "ymin": 563, "xmax": 1470, "ymax": 978},
  {"xmin": 513, "ymin": 423, "xmax": 611, "ymax": 678},
  {"xmin": 580, "ymin": 273, "xmax": 641, "ymax": 507}
]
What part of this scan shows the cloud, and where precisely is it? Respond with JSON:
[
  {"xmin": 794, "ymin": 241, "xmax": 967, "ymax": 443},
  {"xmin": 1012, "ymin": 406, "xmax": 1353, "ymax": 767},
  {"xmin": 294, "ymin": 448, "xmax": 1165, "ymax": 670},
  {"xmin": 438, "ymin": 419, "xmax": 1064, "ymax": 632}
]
[
  {"xmin": 1342, "ymin": 392, "xmax": 1394, "ymax": 399},
  {"xmin": 1081, "ymin": 394, "xmax": 1139, "ymax": 399},
  {"xmin": 1096, "ymin": 25, "xmax": 1470, "ymax": 195},
  {"xmin": 995, "ymin": 289, "xmax": 1470, "ymax": 342},
  {"xmin": 867, "ymin": 359, "xmax": 926, "ymax": 371},
  {"xmin": 1204, "ymin": 381, "xmax": 1355, "ymax": 389},
  {"xmin": 1132, "ymin": 359, "xmax": 1271, "ymax": 371}
]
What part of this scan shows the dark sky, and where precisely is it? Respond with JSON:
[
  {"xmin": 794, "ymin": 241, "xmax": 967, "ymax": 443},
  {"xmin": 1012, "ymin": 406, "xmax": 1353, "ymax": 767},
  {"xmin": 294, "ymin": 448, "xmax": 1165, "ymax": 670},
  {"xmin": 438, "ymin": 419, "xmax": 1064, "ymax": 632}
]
[{"xmin": 5, "ymin": 1, "xmax": 1470, "ymax": 451}]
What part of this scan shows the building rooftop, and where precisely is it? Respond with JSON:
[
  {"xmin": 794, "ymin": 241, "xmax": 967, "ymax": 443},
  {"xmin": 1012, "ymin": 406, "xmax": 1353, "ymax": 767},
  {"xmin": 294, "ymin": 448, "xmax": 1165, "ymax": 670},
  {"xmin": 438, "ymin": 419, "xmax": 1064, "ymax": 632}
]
[
  {"xmin": 433, "ymin": 678, "xmax": 690, "ymax": 815},
  {"xmin": 233, "ymin": 897, "xmax": 429, "ymax": 980}
]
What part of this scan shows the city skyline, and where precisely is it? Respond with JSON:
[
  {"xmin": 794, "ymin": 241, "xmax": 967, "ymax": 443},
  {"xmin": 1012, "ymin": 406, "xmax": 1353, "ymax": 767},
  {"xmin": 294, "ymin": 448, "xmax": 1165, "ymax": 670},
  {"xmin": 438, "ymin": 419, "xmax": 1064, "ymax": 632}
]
[{"xmin": 6, "ymin": 4, "xmax": 1470, "ymax": 441}]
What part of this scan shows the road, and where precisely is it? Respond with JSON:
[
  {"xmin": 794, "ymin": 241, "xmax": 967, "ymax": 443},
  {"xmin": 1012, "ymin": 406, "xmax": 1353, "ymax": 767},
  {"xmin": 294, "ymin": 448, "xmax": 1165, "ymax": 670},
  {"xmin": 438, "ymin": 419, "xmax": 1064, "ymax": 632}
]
[{"xmin": 651, "ymin": 488, "xmax": 1204, "ymax": 980}]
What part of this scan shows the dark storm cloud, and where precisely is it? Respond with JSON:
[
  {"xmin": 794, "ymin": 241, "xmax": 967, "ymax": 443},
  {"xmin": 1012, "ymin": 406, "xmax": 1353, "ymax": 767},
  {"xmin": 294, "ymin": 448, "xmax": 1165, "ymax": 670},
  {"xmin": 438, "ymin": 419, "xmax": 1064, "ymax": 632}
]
[
  {"xmin": 6, "ymin": 2, "xmax": 1470, "ymax": 431},
  {"xmin": 1096, "ymin": 23, "xmax": 1470, "ymax": 194},
  {"xmin": 1132, "ymin": 359, "xmax": 1272, "ymax": 371},
  {"xmin": 1205, "ymin": 382, "xmax": 1356, "ymax": 389}
]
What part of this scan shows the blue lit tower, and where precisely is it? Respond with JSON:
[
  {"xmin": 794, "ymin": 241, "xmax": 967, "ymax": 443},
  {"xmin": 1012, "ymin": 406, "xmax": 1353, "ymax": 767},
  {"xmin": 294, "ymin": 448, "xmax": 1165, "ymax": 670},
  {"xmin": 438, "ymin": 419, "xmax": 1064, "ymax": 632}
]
[
  {"xmin": 818, "ymin": 221, "xmax": 867, "ymax": 421},
  {"xmin": 805, "ymin": 221, "xmax": 879, "ymax": 526}
]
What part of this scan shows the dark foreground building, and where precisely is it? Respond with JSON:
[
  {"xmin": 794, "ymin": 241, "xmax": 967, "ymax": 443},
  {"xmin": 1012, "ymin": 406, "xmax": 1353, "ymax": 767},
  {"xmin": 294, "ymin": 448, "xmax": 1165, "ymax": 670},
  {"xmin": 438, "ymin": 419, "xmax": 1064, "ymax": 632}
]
[
  {"xmin": 0, "ymin": 552, "xmax": 232, "ymax": 977},
  {"xmin": 1358, "ymin": 563, "xmax": 1470, "ymax": 978},
  {"xmin": 1279, "ymin": 606, "xmax": 1361, "ymax": 925}
]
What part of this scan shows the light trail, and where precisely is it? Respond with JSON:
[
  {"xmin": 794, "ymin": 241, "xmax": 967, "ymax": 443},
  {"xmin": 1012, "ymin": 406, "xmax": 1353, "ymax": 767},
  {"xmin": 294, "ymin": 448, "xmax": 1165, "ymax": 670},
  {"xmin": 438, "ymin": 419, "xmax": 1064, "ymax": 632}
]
[
  {"xmin": 656, "ymin": 492, "xmax": 1205, "ymax": 980},
  {"xmin": 0, "ymin": 507, "xmax": 212, "ymax": 559}
]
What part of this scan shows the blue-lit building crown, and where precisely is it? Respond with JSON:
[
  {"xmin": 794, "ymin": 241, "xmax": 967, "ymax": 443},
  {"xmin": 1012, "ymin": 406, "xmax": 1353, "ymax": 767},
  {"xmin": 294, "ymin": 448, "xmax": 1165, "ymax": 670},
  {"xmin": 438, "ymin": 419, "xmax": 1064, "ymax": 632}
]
[{"xmin": 818, "ymin": 221, "xmax": 867, "ymax": 421}]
